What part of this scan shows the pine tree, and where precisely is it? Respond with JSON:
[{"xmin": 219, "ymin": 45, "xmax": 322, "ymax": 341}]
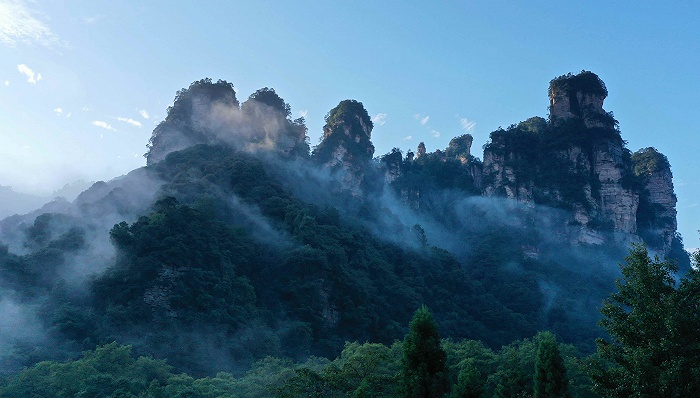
[
  {"xmin": 402, "ymin": 305, "xmax": 449, "ymax": 398},
  {"xmin": 533, "ymin": 332, "xmax": 568, "ymax": 398}
]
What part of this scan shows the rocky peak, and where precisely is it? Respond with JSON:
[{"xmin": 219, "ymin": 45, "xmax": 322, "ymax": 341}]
[
  {"xmin": 477, "ymin": 72, "xmax": 682, "ymax": 252},
  {"xmin": 241, "ymin": 88, "xmax": 310, "ymax": 158},
  {"xmin": 632, "ymin": 147, "xmax": 677, "ymax": 252},
  {"xmin": 548, "ymin": 71, "xmax": 609, "ymax": 127},
  {"xmin": 146, "ymin": 79, "xmax": 239, "ymax": 165},
  {"xmin": 145, "ymin": 80, "xmax": 311, "ymax": 165},
  {"xmin": 380, "ymin": 148, "xmax": 403, "ymax": 184},
  {"xmin": 321, "ymin": 100, "xmax": 373, "ymax": 142},
  {"xmin": 313, "ymin": 100, "xmax": 375, "ymax": 196},
  {"xmin": 446, "ymin": 134, "xmax": 473, "ymax": 164},
  {"xmin": 416, "ymin": 142, "xmax": 427, "ymax": 159}
]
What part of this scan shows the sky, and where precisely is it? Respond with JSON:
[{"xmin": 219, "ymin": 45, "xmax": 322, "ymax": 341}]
[{"xmin": 0, "ymin": 0, "xmax": 698, "ymax": 246}]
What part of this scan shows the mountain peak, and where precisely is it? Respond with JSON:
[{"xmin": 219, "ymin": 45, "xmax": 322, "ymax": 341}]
[{"xmin": 548, "ymin": 71, "xmax": 609, "ymax": 125}]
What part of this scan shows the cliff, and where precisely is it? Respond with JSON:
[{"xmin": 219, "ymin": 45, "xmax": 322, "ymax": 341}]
[
  {"xmin": 145, "ymin": 80, "xmax": 309, "ymax": 165},
  {"xmin": 386, "ymin": 71, "xmax": 678, "ymax": 255},
  {"xmin": 483, "ymin": 72, "xmax": 643, "ymax": 243},
  {"xmin": 312, "ymin": 100, "xmax": 375, "ymax": 197},
  {"xmin": 632, "ymin": 147, "xmax": 678, "ymax": 253},
  {"xmin": 142, "ymin": 74, "xmax": 680, "ymax": 256}
]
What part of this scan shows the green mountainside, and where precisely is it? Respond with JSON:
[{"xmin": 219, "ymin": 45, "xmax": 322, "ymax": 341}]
[{"xmin": 0, "ymin": 72, "xmax": 695, "ymax": 396}]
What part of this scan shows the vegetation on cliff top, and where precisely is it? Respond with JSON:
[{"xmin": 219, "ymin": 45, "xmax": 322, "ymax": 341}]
[
  {"xmin": 550, "ymin": 70, "xmax": 608, "ymax": 98},
  {"xmin": 312, "ymin": 100, "xmax": 376, "ymax": 165}
]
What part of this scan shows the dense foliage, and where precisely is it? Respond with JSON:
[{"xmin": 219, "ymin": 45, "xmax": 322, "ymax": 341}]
[
  {"xmin": 591, "ymin": 244, "xmax": 700, "ymax": 397},
  {"xmin": 631, "ymin": 147, "xmax": 671, "ymax": 177},
  {"xmin": 0, "ymin": 317, "xmax": 598, "ymax": 397},
  {"xmin": 550, "ymin": 71, "xmax": 608, "ymax": 98}
]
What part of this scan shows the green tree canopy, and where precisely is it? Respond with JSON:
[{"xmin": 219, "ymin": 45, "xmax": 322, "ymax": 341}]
[
  {"xmin": 534, "ymin": 332, "xmax": 569, "ymax": 398},
  {"xmin": 592, "ymin": 243, "xmax": 700, "ymax": 397},
  {"xmin": 402, "ymin": 305, "xmax": 449, "ymax": 398}
]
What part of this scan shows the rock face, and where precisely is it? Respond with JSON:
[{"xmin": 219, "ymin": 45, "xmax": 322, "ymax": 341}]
[
  {"xmin": 632, "ymin": 147, "xmax": 678, "ymax": 252},
  {"xmin": 446, "ymin": 135, "xmax": 473, "ymax": 165},
  {"xmin": 593, "ymin": 140, "xmax": 639, "ymax": 234},
  {"xmin": 479, "ymin": 72, "xmax": 649, "ymax": 245},
  {"xmin": 312, "ymin": 100, "xmax": 375, "ymax": 197},
  {"xmin": 146, "ymin": 79, "xmax": 239, "ymax": 165},
  {"xmin": 548, "ymin": 71, "xmax": 613, "ymax": 129},
  {"xmin": 383, "ymin": 71, "xmax": 677, "ymax": 255},
  {"xmin": 146, "ymin": 80, "xmax": 309, "ymax": 165},
  {"xmin": 380, "ymin": 149, "xmax": 403, "ymax": 184}
]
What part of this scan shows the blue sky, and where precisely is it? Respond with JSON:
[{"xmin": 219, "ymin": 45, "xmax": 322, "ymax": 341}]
[{"xmin": 0, "ymin": 0, "xmax": 698, "ymax": 246}]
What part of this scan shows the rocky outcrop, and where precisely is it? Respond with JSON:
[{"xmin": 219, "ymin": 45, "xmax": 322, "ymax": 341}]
[
  {"xmin": 313, "ymin": 100, "xmax": 375, "ymax": 197},
  {"xmin": 632, "ymin": 148, "xmax": 677, "ymax": 252},
  {"xmin": 592, "ymin": 140, "xmax": 639, "ymax": 234},
  {"xmin": 146, "ymin": 80, "xmax": 309, "ymax": 165},
  {"xmin": 548, "ymin": 71, "xmax": 614, "ymax": 129},
  {"xmin": 380, "ymin": 149, "xmax": 403, "ymax": 184},
  {"xmin": 372, "ymin": 71, "xmax": 677, "ymax": 255},
  {"xmin": 146, "ymin": 79, "xmax": 239, "ymax": 165},
  {"xmin": 477, "ymin": 72, "xmax": 672, "ymax": 252},
  {"xmin": 412, "ymin": 142, "xmax": 426, "ymax": 161},
  {"xmin": 483, "ymin": 72, "xmax": 640, "ymax": 243},
  {"xmin": 482, "ymin": 133, "xmax": 534, "ymax": 202},
  {"xmin": 446, "ymin": 135, "xmax": 473, "ymax": 165}
]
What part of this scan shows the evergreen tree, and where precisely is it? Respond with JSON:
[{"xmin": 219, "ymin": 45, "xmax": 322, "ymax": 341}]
[
  {"xmin": 402, "ymin": 305, "xmax": 449, "ymax": 398},
  {"xmin": 591, "ymin": 243, "xmax": 700, "ymax": 397},
  {"xmin": 533, "ymin": 332, "xmax": 569, "ymax": 398}
]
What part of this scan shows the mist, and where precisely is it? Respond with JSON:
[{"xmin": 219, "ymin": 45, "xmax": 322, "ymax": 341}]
[{"xmin": 0, "ymin": 78, "xmax": 667, "ymax": 376}]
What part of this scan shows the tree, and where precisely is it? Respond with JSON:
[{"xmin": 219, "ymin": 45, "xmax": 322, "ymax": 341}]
[
  {"xmin": 451, "ymin": 360, "xmax": 484, "ymax": 398},
  {"xmin": 591, "ymin": 243, "xmax": 700, "ymax": 397},
  {"xmin": 533, "ymin": 332, "xmax": 569, "ymax": 398},
  {"xmin": 402, "ymin": 305, "xmax": 449, "ymax": 398}
]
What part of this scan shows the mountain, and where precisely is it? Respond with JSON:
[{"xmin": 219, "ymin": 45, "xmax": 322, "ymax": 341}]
[
  {"xmin": 0, "ymin": 72, "xmax": 688, "ymax": 376},
  {"xmin": 383, "ymin": 71, "xmax": 681, "ymax": 257},
  {"xmin": 0, "ymin": 186, "xmax": 49, "ymax": 219}
]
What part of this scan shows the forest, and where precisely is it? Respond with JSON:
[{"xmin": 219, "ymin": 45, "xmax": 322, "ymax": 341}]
[
  {"xmin": 1, "ymin": 245, "xmax": 698, "ymax": 397},
  {"xmin": 0, "ymin": 75, "xmax": 697, "ymax": 397}
]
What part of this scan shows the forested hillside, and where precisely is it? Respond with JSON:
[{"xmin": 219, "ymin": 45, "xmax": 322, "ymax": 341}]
[{"xmin": 0, "ymin": 73, "xmax": 695, "ymax": 396}]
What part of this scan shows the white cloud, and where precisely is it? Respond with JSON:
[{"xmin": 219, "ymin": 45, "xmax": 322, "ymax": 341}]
[
  {"xmin": 413, "ymin": 113, "xmax": 430, "ymax": 125},
  {"xmin": 138, "ymin": 109, "xmax": 150, "ymax": 119},
  {"xmin": 0, "ymin": 0, "xmax": 64, "ymax": 47},
  {"xmin": 372, "ymin": 113, "xmax": 387, "ymax": 126},
  {"xmin": 91, "ymin": 120, "xmax": 116, "ymax": 131},
  {"xmin": 116, "ymin": 117, "xmax": 142, "ymax": 127},
  {"xmin": 82, "ymin": 106, "xmax": 90, "ymax": 111},
  {"xmin": 83, "ymin": 15, "xmax": 103, "ymax": 25},
  {"xmin": 404, "ymin": 135, "xmax": 413, "ymax": 141},
  {"xmin": 431, "ymin": 130, "xmax": 440, "ymax": 138},
  {"xmin": 3, "ymin": 80, "xmax": 8, "ymax": 86},
  {"xmin": 65, "ymin": 112, "xmax": 71, "ymax": 118},
  {"xmin": 460, "ymin": 117, "xmax": 476, "ymax": 132},
  {"xmin": 53, "ymin": 107, "xmax": 62, "ymax": 115},
  {"xmin": 298, "ymin": 109, "xmax": 308, "ymax": 118},
  {"xmin": 17, "ymin": 64, "xmax": 41, "ymax": 84}
]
